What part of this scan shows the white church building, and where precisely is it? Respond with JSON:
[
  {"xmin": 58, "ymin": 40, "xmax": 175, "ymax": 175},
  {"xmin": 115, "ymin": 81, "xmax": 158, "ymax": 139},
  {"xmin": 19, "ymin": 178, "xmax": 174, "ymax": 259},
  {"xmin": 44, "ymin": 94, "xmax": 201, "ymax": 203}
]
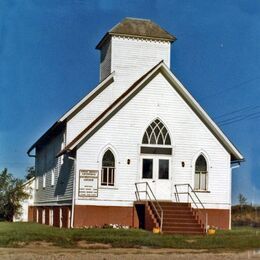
[{"xmin": 27, "ymin": 18, "xmax": 243, "ymax": 234}]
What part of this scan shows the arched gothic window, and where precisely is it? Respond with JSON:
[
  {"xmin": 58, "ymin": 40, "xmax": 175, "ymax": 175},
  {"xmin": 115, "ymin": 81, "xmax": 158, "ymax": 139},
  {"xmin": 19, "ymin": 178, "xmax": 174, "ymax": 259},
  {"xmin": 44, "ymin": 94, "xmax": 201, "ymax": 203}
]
[
  {"xmin": 194, "ymin": 155, "xmax": 208, "ymax": 190},
  {"xmin": 142, "ymin": 119, "xmax": 171, "ymax": 145},
  {"xmin": 141, "ymin": 119, "xmax": 172, "ymax": 180},
  {"xmin": 101, "ymin": 149, "xmax": 115, "ymax": 186}
]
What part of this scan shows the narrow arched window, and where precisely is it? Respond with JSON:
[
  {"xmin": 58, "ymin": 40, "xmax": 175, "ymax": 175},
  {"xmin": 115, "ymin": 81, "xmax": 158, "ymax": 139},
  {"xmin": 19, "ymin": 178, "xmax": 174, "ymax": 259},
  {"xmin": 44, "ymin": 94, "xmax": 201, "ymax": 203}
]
[
  {"xmin": 194, "ymin": 155, "xmax": 207, "ymax": 190},
  {"xmin": 101, "ymin": 149, "xmax": 115, "ymax": 186}
]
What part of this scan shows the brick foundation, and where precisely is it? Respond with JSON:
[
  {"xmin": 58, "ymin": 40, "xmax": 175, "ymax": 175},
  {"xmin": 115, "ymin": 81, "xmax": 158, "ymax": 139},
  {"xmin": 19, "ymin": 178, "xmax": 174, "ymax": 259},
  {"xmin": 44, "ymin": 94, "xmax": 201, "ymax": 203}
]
[
  {"xmin": 73, "ymin": 205, "xmax": 139, "ymax": 228},
  {"xmin": 28, "ymin": 206, "xmax": 71, "ymax": 228},
  {"xmin": 45, "ymin": 207, "xmax": 49, "ymax": 225},
  {"xmin": 192, "ymin": 208, "xmax": 230, "ymax": 230},
  {"xmin": 53, "ymin": 207, "xmax": 60, "ymax": 227},
  {"xmin": 38, "ymin": 207, "xmax": 42, "ymax": 224},
  {"xmin": 142, "ymin": 205, "xmax": 230, "ymax": 231},
  {"xmin": 28, "ymin": 205, "xmax": 230, "ymax": 230},
  {"xmin": 28, "ymin": 206, "xmax": 34, "ymax": 222},
  {"xmin": 205, "ymin": 208, "xmax": 230, "ymax": 229},
  {"xmin": 144, "ymin": 204, "xmax": 158, "ymax": 231}
]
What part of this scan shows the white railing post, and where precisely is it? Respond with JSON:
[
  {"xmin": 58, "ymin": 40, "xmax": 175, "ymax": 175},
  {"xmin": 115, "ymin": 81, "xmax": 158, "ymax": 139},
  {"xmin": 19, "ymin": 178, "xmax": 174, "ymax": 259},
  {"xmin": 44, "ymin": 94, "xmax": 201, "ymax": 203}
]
[
  {"xmin": 145, "ymin": 183, "xmax": 147, "ymax": 200},
  {"xmin": 160, "ymin": 211, "xmax": 163, "ymax": 233}
]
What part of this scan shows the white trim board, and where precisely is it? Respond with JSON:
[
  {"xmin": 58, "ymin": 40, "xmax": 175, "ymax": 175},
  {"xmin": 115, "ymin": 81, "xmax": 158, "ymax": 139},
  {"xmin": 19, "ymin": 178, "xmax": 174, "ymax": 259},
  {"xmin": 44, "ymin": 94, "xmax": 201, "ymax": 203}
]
[{"xmin": 60, "ymin": 62, "xmax": 243, "ymax": 162}]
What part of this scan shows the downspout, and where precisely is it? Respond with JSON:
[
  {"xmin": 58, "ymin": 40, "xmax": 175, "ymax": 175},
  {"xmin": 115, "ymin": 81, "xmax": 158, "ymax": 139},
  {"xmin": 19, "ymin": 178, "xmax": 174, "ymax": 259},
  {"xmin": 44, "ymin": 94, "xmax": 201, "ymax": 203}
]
[
  {"xmin": 68, "ymin": 155, "xmax": 76, "ymax": 228},
  {"xmin": 27, "ymin": 148, "xmax": 36, "ymax": 158},
  {"xmin": 27, "ymin": 148, "xmax": 36, "ymax": 216},
  {"xmin": 230, "ymin": 162, "xmax": 241, "ymax": 230}
]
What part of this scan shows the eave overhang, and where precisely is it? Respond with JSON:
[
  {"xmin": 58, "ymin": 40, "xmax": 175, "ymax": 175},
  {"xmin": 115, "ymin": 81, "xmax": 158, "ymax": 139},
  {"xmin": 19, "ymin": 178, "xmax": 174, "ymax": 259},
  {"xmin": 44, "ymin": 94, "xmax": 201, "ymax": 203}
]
[{"xmin": 57, "ymin": 61, "xmax": 244, "ymax": 162}]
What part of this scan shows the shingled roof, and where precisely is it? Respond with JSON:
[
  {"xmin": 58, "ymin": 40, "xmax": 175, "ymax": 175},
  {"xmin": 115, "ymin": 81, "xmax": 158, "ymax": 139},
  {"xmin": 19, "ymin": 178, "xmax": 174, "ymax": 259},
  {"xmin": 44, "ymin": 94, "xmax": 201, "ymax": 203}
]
[{"xmin": 96, "ymin": 17, "xmax": 176, "ymax": 49}]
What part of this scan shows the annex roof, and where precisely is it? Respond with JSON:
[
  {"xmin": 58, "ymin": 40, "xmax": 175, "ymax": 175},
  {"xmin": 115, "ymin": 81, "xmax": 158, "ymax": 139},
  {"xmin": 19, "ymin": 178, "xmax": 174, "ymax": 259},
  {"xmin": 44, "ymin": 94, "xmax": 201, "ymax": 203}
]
[
  {"xmin": 27, "ymin": 72, "xmax": 114, "ymax": 156},
  {"xmin": 22, "ymin": 177, "xmax": 35, "ymax": 187},
  {"xmin": 58, "ymin": 61, "xmax": 244, "ymax": 162},
  {"xmin": 96, "ymin": 17, "xmax": 176, "ymax": 49}
]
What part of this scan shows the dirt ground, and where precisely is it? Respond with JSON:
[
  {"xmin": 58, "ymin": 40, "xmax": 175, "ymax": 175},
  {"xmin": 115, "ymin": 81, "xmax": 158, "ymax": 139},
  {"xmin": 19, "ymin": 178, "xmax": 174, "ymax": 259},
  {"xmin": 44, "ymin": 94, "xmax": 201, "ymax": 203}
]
[{"xmin": 1, "ymin": 245, "xmax": 260, "ymax": 260}]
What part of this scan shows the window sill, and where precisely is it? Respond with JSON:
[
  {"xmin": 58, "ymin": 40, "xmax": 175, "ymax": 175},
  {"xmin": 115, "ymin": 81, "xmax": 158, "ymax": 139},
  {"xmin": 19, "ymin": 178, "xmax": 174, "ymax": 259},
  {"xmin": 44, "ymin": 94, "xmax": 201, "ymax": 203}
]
[
  {"xmin": 194, "ymin": 190, "xmax": 210, "ymax": 193},
  {"xmin": 99, "ymin": 186, "xmax": 118, "ymax": 190}
]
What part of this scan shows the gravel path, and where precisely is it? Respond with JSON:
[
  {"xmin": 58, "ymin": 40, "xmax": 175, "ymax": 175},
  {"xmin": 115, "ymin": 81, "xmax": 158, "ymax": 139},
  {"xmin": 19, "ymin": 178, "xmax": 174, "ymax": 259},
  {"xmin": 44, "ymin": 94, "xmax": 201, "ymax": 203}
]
[{"xmin": 1, "ymin": 247, "xmax": 260, "ymax": 260}]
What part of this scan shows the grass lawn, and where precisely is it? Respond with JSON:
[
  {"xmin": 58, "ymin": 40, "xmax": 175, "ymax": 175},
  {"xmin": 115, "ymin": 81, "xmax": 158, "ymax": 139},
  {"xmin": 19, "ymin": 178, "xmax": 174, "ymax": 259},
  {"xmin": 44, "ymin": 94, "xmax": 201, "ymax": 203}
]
[{"xmin": 0, "ymin": 222, "xmax": 259, "ymax": 250}]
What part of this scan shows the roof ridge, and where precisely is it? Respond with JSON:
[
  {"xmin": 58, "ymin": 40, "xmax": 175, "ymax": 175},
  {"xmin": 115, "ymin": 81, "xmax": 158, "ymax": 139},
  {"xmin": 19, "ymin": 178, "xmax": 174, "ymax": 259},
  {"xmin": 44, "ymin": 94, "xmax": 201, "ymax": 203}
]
[{"xmin": 125, "ymin": 17, "xmax": 151, "ymax": 21}]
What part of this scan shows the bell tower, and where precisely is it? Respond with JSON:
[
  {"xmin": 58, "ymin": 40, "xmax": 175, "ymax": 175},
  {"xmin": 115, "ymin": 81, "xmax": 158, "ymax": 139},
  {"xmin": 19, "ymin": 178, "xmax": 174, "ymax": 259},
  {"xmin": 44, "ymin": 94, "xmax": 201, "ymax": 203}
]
[{"xmin": 96, "ymin": 18, "xmax": 176, "ymax": 90}]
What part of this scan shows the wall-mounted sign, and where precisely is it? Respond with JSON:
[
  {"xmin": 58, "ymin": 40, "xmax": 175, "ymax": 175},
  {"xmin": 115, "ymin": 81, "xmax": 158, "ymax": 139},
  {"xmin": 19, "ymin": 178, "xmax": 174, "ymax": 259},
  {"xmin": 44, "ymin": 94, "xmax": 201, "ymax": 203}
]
[{"xmin": 78, "ymin": 170, "xmax": 98, "ymax": 198}]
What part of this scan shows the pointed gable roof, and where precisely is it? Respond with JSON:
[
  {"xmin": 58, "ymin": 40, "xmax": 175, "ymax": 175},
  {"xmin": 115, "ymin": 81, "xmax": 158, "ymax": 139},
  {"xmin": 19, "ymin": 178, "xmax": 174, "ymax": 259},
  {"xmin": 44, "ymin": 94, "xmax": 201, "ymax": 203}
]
[
  {"xmin": 58, "ymin": 61, "xmax": 244, "ymax": 162},
  {"xmin": 96, "ymin": 17, "xmax": 176, "ymax": 49}
]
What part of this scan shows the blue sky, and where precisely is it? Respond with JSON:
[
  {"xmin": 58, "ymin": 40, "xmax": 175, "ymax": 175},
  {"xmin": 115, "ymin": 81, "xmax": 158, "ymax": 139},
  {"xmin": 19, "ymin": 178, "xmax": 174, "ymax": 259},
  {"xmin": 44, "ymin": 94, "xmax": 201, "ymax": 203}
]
[{"xmin": 0, "ymin": 0, "xmax": 260, "ymax": 204}]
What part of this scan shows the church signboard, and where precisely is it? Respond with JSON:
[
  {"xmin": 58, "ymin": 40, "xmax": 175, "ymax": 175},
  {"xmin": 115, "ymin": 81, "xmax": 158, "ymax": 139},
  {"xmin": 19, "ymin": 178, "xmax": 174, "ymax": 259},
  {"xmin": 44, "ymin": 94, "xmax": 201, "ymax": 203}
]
[{"xmin": 78, "ymin": 170, "xmax": 98, "ymax": 198}]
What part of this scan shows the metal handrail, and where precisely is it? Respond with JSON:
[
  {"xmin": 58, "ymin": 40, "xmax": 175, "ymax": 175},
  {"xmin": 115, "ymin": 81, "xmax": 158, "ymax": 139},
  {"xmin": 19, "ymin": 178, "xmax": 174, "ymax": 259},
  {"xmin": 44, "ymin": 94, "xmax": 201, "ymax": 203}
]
[
  {"xmin": 135, "ymin": 182, "xmax": 163, "ymax": 232},
  {"xmin": 174, "ymin": 184, "xmax": 208, "ymax": 233}
]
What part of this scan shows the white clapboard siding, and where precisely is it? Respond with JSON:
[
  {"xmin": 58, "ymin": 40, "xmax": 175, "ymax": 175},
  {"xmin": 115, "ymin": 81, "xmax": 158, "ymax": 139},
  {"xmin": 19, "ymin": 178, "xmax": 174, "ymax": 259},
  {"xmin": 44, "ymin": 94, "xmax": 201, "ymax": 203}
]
[
  {"xmin": 34, "ymin": 130, "xmax": 74, "ymax": 204},
  {"xmin": 76, "ymin": 72, "xmax": 231, "ymax": 209},
  {"xmin": 67, "ymin": 37, "xmax": 171, "ymax": 144},
  {"xmin": 100, "ymin": 40, "xmax": 111, "ymax": 81},
  {"xmin": 111, "ymin": 36, "xmax": 170, "ymax": 92},
  {"xmin": 13, "ymin": 179, "xmax": 35, "ymax": 222},
  {"xmin": 66, "ymin": 81, "xmax": 117, "ymax": 144}
]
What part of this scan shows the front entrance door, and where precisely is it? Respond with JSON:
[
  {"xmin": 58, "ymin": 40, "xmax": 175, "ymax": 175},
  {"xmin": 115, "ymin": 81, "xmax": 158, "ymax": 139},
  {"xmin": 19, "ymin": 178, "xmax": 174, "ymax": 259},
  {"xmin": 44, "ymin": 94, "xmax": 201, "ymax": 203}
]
[{"xmin": 141, "ymin": 155, "xmax": 172, "ymax": 200}]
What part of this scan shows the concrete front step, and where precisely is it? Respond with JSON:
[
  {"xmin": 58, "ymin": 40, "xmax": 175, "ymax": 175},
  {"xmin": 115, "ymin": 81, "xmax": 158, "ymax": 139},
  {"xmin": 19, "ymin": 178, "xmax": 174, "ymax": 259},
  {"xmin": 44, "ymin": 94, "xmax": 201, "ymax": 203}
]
[
  {"xmin": 159, "ymin": 202, "xmax": 190, "ymax": 206},
  {"xmin": 163, "ymin": 221, "xmax": 201, "ymax": 226},
  {"xmin": 163, "ymin": 213, "xmax": 194, "ymax": 218},
  {"xmin": 162, "ymin": 209, "xmax": 193, "ymax": 214},
  {"xmin": 163, "ymin": 219, "xmax": 199, "ymax": 225},
  {"xmin": 155, "ymin": 204, "xmax": 191, "ymax": 208},
  {"xmin": 161, "ymin": 205, "xmax": 191, "ymax": 210},
  {"xmin": 163, "ymin": 226, "xmax": 204, "ymax": 232},
  {"xmin": 161, "ymin": 208, "xmax": 192, "ymax": 212},
  {"xmin": 163, "ymin": 223, "xmax": 201, "ymax": 229},
  {"xmin": 163, "ymin": 230, "xmax": 205, "ymax": 235},
  {"xmin": 146, "ymin": 201, "xmax": 205, "ymax": 235}
]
